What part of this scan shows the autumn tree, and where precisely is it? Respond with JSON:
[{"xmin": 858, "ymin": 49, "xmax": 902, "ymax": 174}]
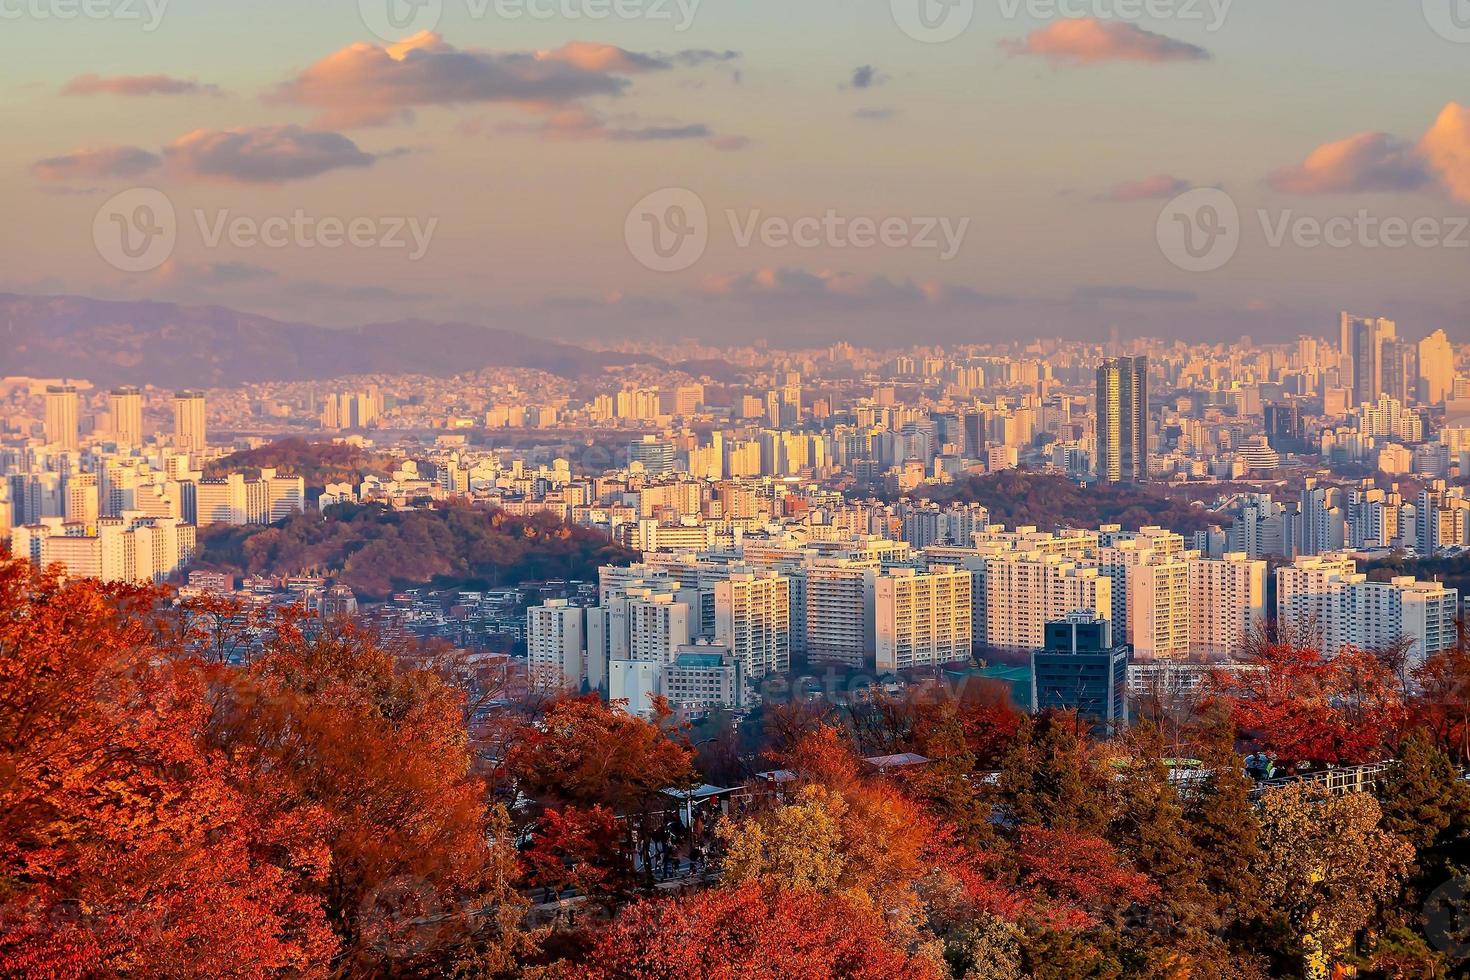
[
  {"xmin": 580, "ymin": 884, "xmax": 944, "ymax": 979},
  {"xmin": 1413, "ymin": 635, "xmax": 1470, "ymax": 766},
  {"xmin": 0, "ymin": 556, "xmax": 336, "ymax": 978},
  {"xmin": 1253, "ymin": 784, "xmax": 1413, "ymax": 979},
  {"xmin": 507, "ymin": 695, "xmax": 696, "ymax": 888},
  {"xmin": 205, "ymin": 616, "xmax": 536, "ymax": 977},
  {"xmin": 1212, "ymin": 640, "xmax": 1406, "ymax": 768}
]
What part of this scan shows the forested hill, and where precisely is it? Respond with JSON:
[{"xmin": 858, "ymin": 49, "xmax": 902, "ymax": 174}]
[
  {"xmin": 915, "ymin": 471, "xmax": 1222, "ymax": 535},
  {"xmin": 190, "ymin": 502, "xmax": 633, "ymax": 600}
]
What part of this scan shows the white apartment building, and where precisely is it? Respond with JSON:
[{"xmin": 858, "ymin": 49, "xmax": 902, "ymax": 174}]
[
  {"xmin": 977, "ymin": 552, "xmax": 1111, "ymax": 652},
  {"xmin": 1127, "ymin": 558, "xmax": 1191, "ymax": 659},
  {"xmin": 192, "ymin": 469, "xmax": 306, "ymax": 527},
  {"xmin": 526, "ymin": 600, "xmax": 585, "ymax": 692},
  {"xmin": 1188, "ymin": 553, "xmax": 1267, "ymax": 657},
  {"xmin": 804, "ymin": 557, "xmax": 877, "ymax": 667},
  {"xmin": 874, "ymin": 567, "xmax": 973, "ymax": 672},
  {"xmin": 714, "ymin": 571, "xmax": 791, "ymax": 678},
  {"xmin": 1277, "ymin": 554, "xmax": 1458, "ymax": 665},
  {"xmin": 13, "ymin": 514, "xmax": 195, "ymax": 584}
]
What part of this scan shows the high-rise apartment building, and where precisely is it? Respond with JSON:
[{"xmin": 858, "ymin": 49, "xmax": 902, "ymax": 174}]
[
  {"xmin": 1419, "ymin": 329, "xmax": 1455, "ymax": 405},
  {"xmin": 109, "ymin": 387, "xmax": 144, "ymax": 447},
  {"xmin": 874, "ymin": 567, "xmax": 973, "ymax": 672},
  {"xmin": 44, "ymin": 385, "xmax": 79, "ymax": 451},
  {"xmin": 173, "ymin": 391, "xmax": 207, "ymax": 452},
  {"xmin": 714, "ymin": 571, "xmax": 791, "ymax": 678},
  {"xmin": 527, "ymin": 600, "xmax": 586, "ymax": 692},
  {"xmin": 1095, "ymin": 356, "xmax": 1148, "ymax": 483}
]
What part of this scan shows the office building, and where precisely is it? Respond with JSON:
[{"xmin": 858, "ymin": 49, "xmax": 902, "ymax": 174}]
[
  {"xmin": 1095, "ymin": 356, "xmax": 1148, "ymax": 483},
  {"xmin": 1031, "ymin": 613, "xmax": 1130, "ymax": 736}
]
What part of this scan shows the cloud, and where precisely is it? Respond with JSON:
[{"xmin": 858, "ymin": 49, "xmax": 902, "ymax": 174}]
[
  {"xmin": 1420, "ymin": 102, "xmax": 1470, "ymax": 204},
  {"xmin": 164, "ymin": 125, "xmax": 375, "ymax": 183},
  {"xmin": 1002, "ymin": 18, "xmax": 1210, "ymax": 65},
  {"xmin": 1072, "ymin": 285, "xmax": 1197, "ymax": 304},
  {"xmin": 272, "ymin": 32, "xmax": 677, "ymax": 127},
  {"xmin": 849, "ymin": 65, "xmax": 886, "ymax": 89},
  {"xmin": 61, "ymin": 73, "xmax": 219, "ymax": 97},
  {"xmin": 499, "ymin": 107, "xmax": 744, "ymax": 149},
  {"xmin": 1267, "ymin": 131, "xmax": 1431, "ymax": 195},
  {"xmin": 698, "ymin": 268, "xmax": 1007, "ymax": 311},
  {"xmin": 1098, "ymin": 174, "xmax": 1192, "ymax": 202},
  {"xmin": 31, "ymin": 146, "xmax": 161, "ymax": 181}
]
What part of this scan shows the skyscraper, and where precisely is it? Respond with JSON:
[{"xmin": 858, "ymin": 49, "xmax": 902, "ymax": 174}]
[
  {"xmin": 1340, "ymin": 312, "xmax": 1396, "ymax": 408},
  {"xmin": 1095, "ymin": 355, "xmax": 1148, "ymax": 483},
  {"xmin": 44, "ymin": 385, "xmax": 79, "ymax": 452},
  {"xmin": 173, "ymin": 391, "xmax": 207, "ymax": 452},
  {"xmin": 109, "ymin": 387, "xmax": 143, "ymax": 447},
  {"xmin": 1419, "ymin": 329, "xmax": 1455, "ymax": 405}
]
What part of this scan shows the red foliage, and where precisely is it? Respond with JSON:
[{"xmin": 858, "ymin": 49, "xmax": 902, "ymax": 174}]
[
  {"xmin": 523, "ymin": 805, "xmax": 632, "ymax": 902},
  {"xmin": 1017, "ymin": 828, "xmax": 1157, "ymax": 931},
  {"xmin": 582, "ymin": 884, "xmax": 942, "ymax": 979},
  {"xmin": 1210, "ymin": 641, "xmax": 1406, "ymax": 767},
  {"xmin": 0, "ymin": 558, "xmax": 336, "ymax": 978}
]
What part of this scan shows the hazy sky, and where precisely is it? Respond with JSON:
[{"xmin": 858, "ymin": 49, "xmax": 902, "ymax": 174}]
[{"xmin": 3, "ymin": 0, "xmax": 1469, "ymax": 347}]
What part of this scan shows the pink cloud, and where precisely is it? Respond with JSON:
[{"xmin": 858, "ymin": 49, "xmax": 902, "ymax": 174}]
[
  {"xmin": 271, "ymin": 32, "xmax": 665, "ymax": 128},
  {"xmin": 61, "ymin": 73, "xmax": 218, "ymax": 97},
  {"xmin": 1268, "ymin": 131, "xmax": 1430, "ymax": 195},
  {"xmin": 31, "ymin": 146, "xmax": 161, "ymax": 181},
  {"xmin": 1002, "ymin": 18, "xmax": 1209, "ymax": 65},
  {"xmin": 1100, "ymin": 174, "xmax": 1192, "ymax": 201},
  {"xmin": 698, "ymin": 268, "xmax": 1005, "ymax": 310},
  {"xmin": 1420, "ymin": 102, "xmax": 1470, "ymax": 204},
  {"xmin": 164, "ymin": 125, "xmax": 374, "ymax": 183}
]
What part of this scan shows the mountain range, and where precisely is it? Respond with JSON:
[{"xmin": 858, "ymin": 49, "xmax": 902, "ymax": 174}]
[{"xmin": 0, "ymin": 293, "xmax": 652, "ymax": 387}]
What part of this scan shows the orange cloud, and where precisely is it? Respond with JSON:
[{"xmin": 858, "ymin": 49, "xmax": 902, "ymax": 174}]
[
  {"xmin": 1268, "ymin": 131, "xmax": 1430, "ymax": 195},
  {"xmin": 1002, "ymin": 18, "xmax": 1209, "ymax": 65},
  {"xmin": 1420, "ymin": 102, "xmax": 1470, "ymax": 204},
  {"xmin": 61, "ymin": 73, "xmax": 218, "ymax": 97},
  {"xmin": 1100, "ymin": 174, "xmax": 1192, "ymax": 202},
  {"xmin": 164, "ymin": 126, "xmax": 374, "ymax": 183},
  {"xmin": 31, "ymin": 146, "xmax": 160, "ymax": 181},
  {"xmin": 272, "ymin": 33, "xmax": 673, "ymax": 128}
]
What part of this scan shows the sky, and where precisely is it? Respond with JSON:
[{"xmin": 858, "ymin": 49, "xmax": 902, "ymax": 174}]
[{"xmin": 3, "ymin": 0, "xmax": 1469, "ymax": 348}]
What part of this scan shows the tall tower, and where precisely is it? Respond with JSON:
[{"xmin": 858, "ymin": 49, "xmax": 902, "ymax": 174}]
[
  {"xmin": 45, "ymin": 385, "xmax": 79, "ymax": 452},
  {"xmin": 1340, "ymin": 312, "xmax": 1396, "ymax": 408},
  {"xmin": 110, "ymin": 387, "xmax": 144, "ymax": 447},
  {"xmin": 1095, "ymin": 356, "xmax": 1148, "ymax": 483},
  {"xmin": 173, "ymin": 391, "xmax": 207, "ymax": 452}
]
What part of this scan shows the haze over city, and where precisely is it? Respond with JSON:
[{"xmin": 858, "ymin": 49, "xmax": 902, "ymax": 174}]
[{"xmin": 4, "ymin": 0, "xmax": 1470, "ymax": 345}]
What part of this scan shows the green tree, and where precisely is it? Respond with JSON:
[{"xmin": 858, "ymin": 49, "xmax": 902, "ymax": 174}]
[{"xmin": 996, "ymin": 712, "xmax": 1109, "ymax": 834}]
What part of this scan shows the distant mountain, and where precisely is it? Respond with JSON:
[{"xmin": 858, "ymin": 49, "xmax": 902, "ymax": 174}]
[{"xmin": 0, "ymin": 293, "xmax": 653, "ymax": 386}]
